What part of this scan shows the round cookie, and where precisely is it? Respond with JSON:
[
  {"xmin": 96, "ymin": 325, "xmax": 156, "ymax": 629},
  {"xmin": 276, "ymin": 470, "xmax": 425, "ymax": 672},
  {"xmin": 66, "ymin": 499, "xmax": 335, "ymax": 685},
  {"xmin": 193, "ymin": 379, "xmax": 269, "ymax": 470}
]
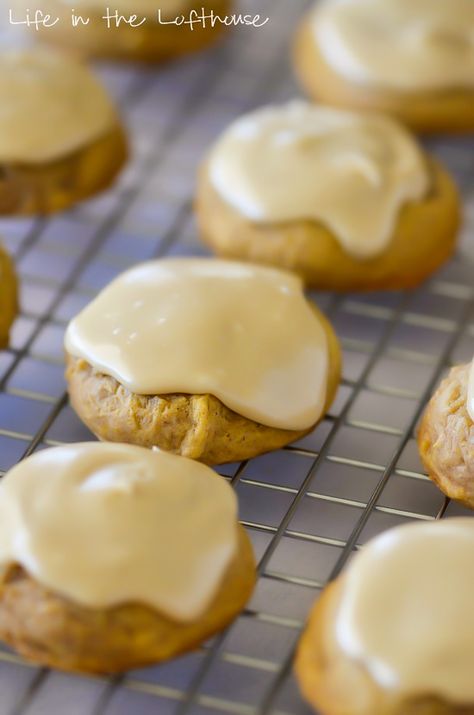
[
  {"xmin": 418, "ymin": 362, "xmax": 474, "ymax": 509},
  {"xmin": 0, "ymin": 49, "xmax": 127, "ymax": 216},
  {"xmin": 22, "ymin": 0, "xmax": 232, "ymax": 64},
  {"xmin": 196, "ymin": 102, "xmax": 460, "ymax": 292},
  {"xmin": 296, "ymin": 519, "xmax": 474, "ymax": 715},
  {"xmin": 0, "ymin": 243, "xmax": 18, "ymax": 348},
  {"xmin": 65, "ymin": 258, "xmax": 341, "ymax": 464},
  {"xmin": 293, "ymin": 0, "xmax": 474, "ymax": 134},
  {"xmin": 0, "ymin": 442, "xmax": 256, "ymax": 674}
]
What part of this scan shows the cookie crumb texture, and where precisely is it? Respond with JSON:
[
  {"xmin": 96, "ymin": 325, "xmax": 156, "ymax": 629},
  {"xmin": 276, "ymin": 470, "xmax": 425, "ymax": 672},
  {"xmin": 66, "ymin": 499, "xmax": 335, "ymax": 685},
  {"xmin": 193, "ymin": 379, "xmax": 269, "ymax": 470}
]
[
  {"xmin": 65, "ymin": 301, "xmax": 341, "ymax": 465},
  {"xmin": 0, "ymin": 527, "xmax": 255, "ymax": 674},
  {"xmin": 418, "ymin": 363, "xmax": 474, "ymax": 508},
  {"xmin": 67, "ymin": 357, "xmax": 315, "ymax": 464}
]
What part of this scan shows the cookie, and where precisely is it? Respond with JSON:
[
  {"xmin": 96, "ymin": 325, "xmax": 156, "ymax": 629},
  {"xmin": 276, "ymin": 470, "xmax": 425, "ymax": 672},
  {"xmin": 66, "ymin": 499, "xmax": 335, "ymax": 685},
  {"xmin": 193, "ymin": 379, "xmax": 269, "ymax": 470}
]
[
  {"xmin": 0, "ymin": 442, "xmax": 256, "ymax": 673},
  {"xmin": 418, "ymin": 362, "xmax": 474, "ymax": 508},
  {"xmin": 293, "ymin": 0, "xmax": 474, "ymax": 134},
  {"xmin": 0, "ymin": 49, "xmax": 127, "ymax": 215},
  {"xmin": 24, "ymin": 0, "xmax": 232, "ymax": 63},
  {"xmin": 65, "ymin": 258, "xmax": 341, "ymax": 464},
  {"xmin": 196, "ymin": 102, "xmax": 460, "ymax": 292},
  {"xmin": 296, "ymin": 519, "xmax": 474, "ymax": 715},
  {"xmin": 0, "ymin": 243, "xmax": 18, "ymax": 347}
]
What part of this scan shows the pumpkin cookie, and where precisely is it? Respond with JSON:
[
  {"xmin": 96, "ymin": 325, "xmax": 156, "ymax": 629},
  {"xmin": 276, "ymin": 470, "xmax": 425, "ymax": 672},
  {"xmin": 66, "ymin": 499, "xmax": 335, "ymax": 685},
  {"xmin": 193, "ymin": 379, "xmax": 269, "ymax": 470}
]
[
  {"xmin": 296, "ymin": 519, "xmax": 474, "ymax": 715},
  {"xmin": 0, "ymin": 243, "xmax": 18, "ymax": 348},
  {"xmin": 23, "ymin": 0, "xmax": 232, "ymax": 63},
  {"xmin": 418, "ymin": 361, "xmax": 474, "ymax": 508},
  {"xmin": 65, "ymin": 258, "xmax": 341, "ymax": 464},
  {"xmin": 196, "ymin": 102, "xmax": 460, "ymax": 292},
  {"xmin": 0, "ymin": 442, "xmax": 255, "ymax": 674},
  {"xmin": 293, "ymin": 0, "xmax": 474, "ymax": 134},
  {"xmin": 0, "ymin": 49, "xmax": 127, "ymax": 215}
]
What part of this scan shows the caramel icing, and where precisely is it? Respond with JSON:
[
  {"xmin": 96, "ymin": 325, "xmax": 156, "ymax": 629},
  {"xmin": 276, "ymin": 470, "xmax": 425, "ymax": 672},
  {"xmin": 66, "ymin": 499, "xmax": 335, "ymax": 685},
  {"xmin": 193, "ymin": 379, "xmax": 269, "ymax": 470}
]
[
  {"xmin": 0, "ymin": 443, "xmax": 238, "ymax": 620},
  {"xmin": 65, "ymin": 258, "xmax": 329, "ymax": 431},
  {"xmin": 208, "ymin": 102, "xmax": 429, "ymax": 260},
  {"xmin": 468, "ymin": 359, "xmax": 474, "ymax": 422},
  {"xmin": 0, "ymin": 50, "xmax": 117, "ymax": 164},
  {"xmin": 335, "ymin": 518, "xmax": 474, "ymax": 703},
  {"xmin": 312, "ymin": 0, "xmax": 474, "ymax": 92}
]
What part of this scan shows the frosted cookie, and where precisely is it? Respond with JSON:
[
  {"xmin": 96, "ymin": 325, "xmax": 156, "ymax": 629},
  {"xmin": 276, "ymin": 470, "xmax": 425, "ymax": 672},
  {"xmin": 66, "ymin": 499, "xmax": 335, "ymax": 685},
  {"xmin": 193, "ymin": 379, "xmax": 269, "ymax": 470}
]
[
  {"xmin": 0, "ymin": 243, "xmax": 18, "ymax": 348},
  {"xmin": 65, "ymin": 258, "xmax": 341, "ymax": 464},
  {"xmin": 294, "ymin": 0, "xmax": 474, "ymax": 134},
  {"xmin": 0, "ymin": 442, "xmax": 255, "ymax": 673},
  {"xmin": 196, "ymin": 102, "xmax": 460, "ymax": 292},
  {"xmin": 24, "ymin": 0, "xmax": 232, "ymax": 63},
  {"xmin": 0, "ymin": 49, "xmax": 127, "ymax": 215},
  {"xmin": 418, "ymin": 361, "xmax": 474, "ymax": 508},
  {"xmin": 296, "ymin": 518, "xmax": 474, "ymax": 715}
]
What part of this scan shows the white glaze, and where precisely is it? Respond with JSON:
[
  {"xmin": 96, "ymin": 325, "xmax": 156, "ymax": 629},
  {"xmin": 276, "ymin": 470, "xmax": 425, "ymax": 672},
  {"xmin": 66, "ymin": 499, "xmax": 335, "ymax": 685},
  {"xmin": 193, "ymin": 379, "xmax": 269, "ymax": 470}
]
[
  {"xmin": 65, "ymin": 258, "xmax": 330, "ymax": 431},
  {"xmin": 0, "ymin": 49, "xmax": 117, "ymax": 164},
  {"xmin": 208, "ymin": 102, "xmax": 428, "ymax": 259},
  {"xmin": 0, "ymin": 443, "xmax": 238, "ymax": 621},
  {"xmin": 312, "ymin": 0, "xmax": 474, "ymax": 92},
  {"xmin": 336, "ymin": 519, "xmax": 474, "ymax": 702}
]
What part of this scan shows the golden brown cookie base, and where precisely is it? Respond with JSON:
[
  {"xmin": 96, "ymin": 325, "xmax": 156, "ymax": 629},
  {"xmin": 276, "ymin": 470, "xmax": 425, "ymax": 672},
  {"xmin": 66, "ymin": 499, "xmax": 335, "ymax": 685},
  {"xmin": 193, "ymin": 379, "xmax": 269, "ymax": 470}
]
[
  {"xmin": 36, "ymin": 0, "xmax": 231, "ymax": 63},
  {"xmin": 0, "ymin": 124, "xmax": 127, "ymax": 216},
  {"xmin": 0, "ymin": 525, "xmax": 255, "ymax": 674},
  {"xmin": 196, "ymin": 158, "xmax": 460, "ymax": 292},
  {"xmin": 0, "ymin": 245, "xmax": 18, "ymax": 347},
  {"xmin": 65, "ymin": 306, "xmax": 341, "ymax": 465},
  {"xmin": 418, "ymin": 364, "xmax": 474, "ymax": 509},
  {"xmin": 293, "ymin": 17, "xmax": 474, "ymax": 135},
  {"xmin": 295, "ymin": 581, "xmax": 471, "ymax": 715}
]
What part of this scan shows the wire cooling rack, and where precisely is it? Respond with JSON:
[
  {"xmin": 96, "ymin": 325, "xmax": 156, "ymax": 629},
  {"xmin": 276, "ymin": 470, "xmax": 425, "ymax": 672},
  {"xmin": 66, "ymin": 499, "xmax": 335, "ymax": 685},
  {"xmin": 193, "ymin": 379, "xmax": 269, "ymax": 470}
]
[{"xmin": 0, "ymin": 0, "xmax": 474, "ymax": 713}]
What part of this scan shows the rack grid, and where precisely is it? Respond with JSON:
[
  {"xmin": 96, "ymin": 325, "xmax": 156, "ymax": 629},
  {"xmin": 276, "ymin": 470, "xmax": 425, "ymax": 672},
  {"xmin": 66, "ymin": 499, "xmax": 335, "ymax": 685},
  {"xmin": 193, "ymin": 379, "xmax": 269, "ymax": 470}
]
[{"xmin": 0, "ymin": 1, "xmax": 474, "ymax": 713}]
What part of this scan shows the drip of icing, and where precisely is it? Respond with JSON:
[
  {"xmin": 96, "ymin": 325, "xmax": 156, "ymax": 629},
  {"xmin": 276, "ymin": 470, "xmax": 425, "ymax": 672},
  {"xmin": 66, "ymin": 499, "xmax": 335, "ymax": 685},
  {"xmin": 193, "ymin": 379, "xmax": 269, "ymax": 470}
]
[
  {"xmin": 0, "ymin": 443, "xmax": 238, "ymax": 621},
  {"xmin": 208, "ymin": 102, "xmax": 428, "ymax": 260},
  {"xmin": 335, "ymin": 518, "xmax": 474, "ymax": 703},
  {"xmin": 65, "ymin": 258, "xmax": 329, "ymax": 431},
  {"xmin": 0, "ymin": 49, "xmax": 117, "ymax": 164},
  {"xmin": 312, "ymin": 0, "xmax": 474, "ymax": 92}
]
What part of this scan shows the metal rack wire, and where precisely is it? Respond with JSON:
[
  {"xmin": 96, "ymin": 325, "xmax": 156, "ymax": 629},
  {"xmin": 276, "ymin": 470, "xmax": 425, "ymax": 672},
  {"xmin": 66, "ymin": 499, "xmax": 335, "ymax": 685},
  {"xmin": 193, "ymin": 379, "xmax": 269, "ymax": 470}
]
[{"xmin": 0, "ymin": 0, "xmax": 473, "ymax": 713}]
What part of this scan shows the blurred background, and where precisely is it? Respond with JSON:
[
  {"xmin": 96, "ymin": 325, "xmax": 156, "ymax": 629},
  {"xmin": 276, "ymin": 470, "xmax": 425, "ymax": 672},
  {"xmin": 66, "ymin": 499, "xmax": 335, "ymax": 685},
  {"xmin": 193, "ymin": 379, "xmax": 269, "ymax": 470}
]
[{"xmin": 0, "ymin": 1, "xmax": 473, "ymax": 714}]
